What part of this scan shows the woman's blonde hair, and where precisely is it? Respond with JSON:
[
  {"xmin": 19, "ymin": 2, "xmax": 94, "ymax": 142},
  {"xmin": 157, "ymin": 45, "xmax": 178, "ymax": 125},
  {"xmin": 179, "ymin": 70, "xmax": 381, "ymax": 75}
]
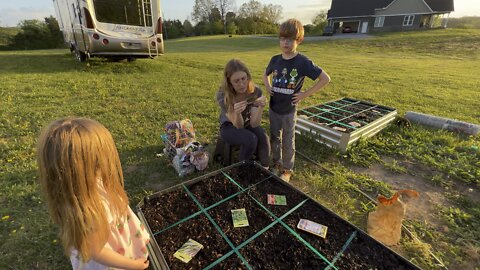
[
  {"xmin": 36, "ymin": 117, "xmax": 128, "ymax": 262},
  {"xmin": 220, "ymin": 58, "xmax": 255, "ymax": 112}
]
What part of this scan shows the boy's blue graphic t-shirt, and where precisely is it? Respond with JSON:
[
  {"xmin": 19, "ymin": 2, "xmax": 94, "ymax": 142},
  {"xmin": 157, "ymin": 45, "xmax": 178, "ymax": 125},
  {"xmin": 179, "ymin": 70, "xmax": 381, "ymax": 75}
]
[{"xmin": 265, "ymin": 53, "xmax": 322, "ymax": 115}]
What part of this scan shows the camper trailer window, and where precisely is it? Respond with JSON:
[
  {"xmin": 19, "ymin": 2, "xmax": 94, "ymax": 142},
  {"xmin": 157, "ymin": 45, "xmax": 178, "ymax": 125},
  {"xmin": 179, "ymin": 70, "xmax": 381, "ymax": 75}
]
[{"xmin": 93, "ymin": 0, "xmax": 153, "ymax": 27}]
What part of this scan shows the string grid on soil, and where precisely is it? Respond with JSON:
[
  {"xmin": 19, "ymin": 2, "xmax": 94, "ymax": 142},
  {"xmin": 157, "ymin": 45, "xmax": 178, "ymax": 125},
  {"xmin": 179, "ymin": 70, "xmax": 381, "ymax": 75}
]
[
  {"xmin": 139, "ymin": 162, "xmax": 419, "ymax": 270},
  {"xmin": 298, "ymin": 98, "xmax": 395, "ymax": 133}
]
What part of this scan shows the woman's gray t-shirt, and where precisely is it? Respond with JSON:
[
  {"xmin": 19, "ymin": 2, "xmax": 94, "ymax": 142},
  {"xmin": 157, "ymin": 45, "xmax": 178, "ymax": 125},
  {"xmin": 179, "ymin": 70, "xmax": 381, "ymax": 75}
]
[{"xmin": 216, "ymin": 86, "xmax": 263, "ymax": 127}]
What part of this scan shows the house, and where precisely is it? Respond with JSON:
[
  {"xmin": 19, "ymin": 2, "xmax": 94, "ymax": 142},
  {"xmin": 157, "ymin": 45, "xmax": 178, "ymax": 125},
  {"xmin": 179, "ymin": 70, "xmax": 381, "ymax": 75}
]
[{"xmin": 326, "ymin": 0, "xmax": 454, "ymax": 34}]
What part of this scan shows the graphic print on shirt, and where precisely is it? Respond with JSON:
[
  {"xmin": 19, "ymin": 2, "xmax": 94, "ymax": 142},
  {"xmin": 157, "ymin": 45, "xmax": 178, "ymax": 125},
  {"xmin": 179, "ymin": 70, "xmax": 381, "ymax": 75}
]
[
  {"xmin": 271, "ymin": 67, "xmax": 295, "ymax": 95},
  {"xmin": 272, "ymin": 69, "xmax": 278, "ymax": 84},
  {"xmin": 280, "ymin": 68, "xmax": 288, "ymax": 88},
  {"xmin": 288, "ymin": 68, "xmax": 298, "ymax": 89}
]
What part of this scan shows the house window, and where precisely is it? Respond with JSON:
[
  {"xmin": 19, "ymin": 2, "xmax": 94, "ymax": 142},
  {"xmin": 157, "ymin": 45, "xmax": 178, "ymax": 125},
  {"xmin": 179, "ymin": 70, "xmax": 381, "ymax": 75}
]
[
  {"xmin": 403, "ymin": 15, "xmax": 414, "ymax": 26},
  {"xmin": 374, "ymin": 16, "xmax": 385, "ymax": 28}
]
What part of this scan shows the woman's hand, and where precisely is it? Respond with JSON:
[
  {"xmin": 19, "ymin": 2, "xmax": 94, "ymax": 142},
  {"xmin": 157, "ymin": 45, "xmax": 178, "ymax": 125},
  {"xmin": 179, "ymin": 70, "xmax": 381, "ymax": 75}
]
[
  {"xmin": 233, "ymin": 100, "xmax": 247, "ymax": 114},
  {"xmin": 254, "ymin": 95, "xmax": 267, "ymax": 107}
]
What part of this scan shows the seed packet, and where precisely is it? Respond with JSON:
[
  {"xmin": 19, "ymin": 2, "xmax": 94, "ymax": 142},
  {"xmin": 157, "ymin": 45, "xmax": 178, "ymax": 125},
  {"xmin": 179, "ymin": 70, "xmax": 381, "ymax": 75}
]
[
  {"xmin": 348, "ymin": 121, "xmax": 361, "ymax": 127},
  {"xmin": 246, "ymin": 94, "xmax": 258, "ymax": 105},
  {"xmin": 231, "ymin": 208, "xmax": 249, "ymax": 227},
  {"xmin": 267, "ymin": 194, "xmax": 287, "ymax": 205},
  {"xmin": 297, "ymin": 219, "xmax": 328, "ymax": 238},
  {"xmin": 173, "ymin": 239, "xmax": 204, "ymax": 263},
  {"xmin": 332, "ymin": 126, "xmax": 347, "ymax": 132}
]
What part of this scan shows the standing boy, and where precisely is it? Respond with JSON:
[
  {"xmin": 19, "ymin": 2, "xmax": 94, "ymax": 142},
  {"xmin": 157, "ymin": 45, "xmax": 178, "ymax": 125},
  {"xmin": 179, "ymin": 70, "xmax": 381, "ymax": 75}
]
[{"xmin": 263, "ymin": 18, "xmax": 331, "ymax": 182}]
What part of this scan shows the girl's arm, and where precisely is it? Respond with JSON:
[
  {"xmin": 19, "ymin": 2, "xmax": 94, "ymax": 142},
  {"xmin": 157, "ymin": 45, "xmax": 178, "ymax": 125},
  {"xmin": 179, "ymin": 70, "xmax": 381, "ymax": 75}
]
[
  {"xmin": 292, "ymin": 71, "xmax": 331, "ymax": 104},
  {"xmin": 91, "ymin": 247, "xmax": 149, "ymax": 270},
  {"xmin": 226, "ymin": 100, "xmax": 247, "ymax": 129},
  {"xmin": 89, "ymin": 233, "xmax": 149, "ymax": 270},
  {"xmin": 249, "ymin": 96, "xmax": 266, "ymax": 128}
]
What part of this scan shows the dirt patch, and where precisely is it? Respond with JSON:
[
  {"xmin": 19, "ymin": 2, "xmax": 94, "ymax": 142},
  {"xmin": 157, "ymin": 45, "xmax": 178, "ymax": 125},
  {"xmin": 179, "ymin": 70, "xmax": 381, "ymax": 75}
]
[
  {"xmin": 350, "ymin": 158, "xmax": 480, "ymax": 269},
  {"xmin": 351, "ymin": 161, "xmax": 448, "ymax": 226}
]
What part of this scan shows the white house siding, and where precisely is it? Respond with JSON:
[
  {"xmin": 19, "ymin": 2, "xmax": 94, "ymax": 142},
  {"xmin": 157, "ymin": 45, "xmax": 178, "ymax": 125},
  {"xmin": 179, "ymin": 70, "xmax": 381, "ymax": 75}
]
[{"xmin": 375, "ymin": 0, "xmax": 431, "ymax": 16}]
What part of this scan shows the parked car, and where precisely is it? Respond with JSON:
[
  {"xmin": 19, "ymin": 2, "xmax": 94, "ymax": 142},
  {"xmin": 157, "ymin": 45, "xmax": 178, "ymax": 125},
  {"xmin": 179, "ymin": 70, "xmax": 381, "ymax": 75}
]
[
  {"xmin": 342, "ymin": 26, "xmax": 357, "ymax": 34},
  {"xmin": 322, "ymin": 26, "xmax": 334, "ymax": 36}
]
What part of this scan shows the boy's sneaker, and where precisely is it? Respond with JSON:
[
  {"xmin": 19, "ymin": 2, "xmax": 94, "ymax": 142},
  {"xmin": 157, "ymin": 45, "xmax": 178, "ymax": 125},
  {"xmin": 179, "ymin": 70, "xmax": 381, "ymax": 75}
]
[{"xmin": 280, "ymin": 170, "xmax": 292, "ymax": 182}]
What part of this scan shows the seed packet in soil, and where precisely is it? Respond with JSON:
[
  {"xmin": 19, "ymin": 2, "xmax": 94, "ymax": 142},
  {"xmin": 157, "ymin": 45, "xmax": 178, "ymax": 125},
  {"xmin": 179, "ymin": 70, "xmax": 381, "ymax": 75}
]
[
  {"xmin": 297, "ymin": 219, "xmax": 328, "ymax": 238},
  {"xmin": 348, "ymin": 121, "xmax": 361, "ymax": 127},
  {"xmin": 173, "ymin": 238, "xmax": 204, "ymax": 263},
  {"xmin": 332, "ymin": 126, "xmax": 347, "ymax": 132},
  {"xmin": 232, "ymin": 208, "xmax": 249, "ymax": 228},
  {"xmin": 267, "ymin": 194, "xmax": 287, "ymax": 205}
]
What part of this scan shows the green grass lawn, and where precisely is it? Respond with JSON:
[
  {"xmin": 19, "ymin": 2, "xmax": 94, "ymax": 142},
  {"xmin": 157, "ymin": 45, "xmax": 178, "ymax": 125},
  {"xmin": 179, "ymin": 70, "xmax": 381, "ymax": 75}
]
[{"xmin": 1, "ymin": 29, "xmax": 479, "ymax": 269}]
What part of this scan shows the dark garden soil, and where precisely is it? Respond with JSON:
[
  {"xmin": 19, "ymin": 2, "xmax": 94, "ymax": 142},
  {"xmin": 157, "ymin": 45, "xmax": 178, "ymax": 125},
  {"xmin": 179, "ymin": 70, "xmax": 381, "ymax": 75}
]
[
  {"xmin": 140, "ymin": 163, "xmax": 419, "ymax": 269},
  {"xmin": 299, "ymin": 99, "xmax": 394, "ymax": 133}
]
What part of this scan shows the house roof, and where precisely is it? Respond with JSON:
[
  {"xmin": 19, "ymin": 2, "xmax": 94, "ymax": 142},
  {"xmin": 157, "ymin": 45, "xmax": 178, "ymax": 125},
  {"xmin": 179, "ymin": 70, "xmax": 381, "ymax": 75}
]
[
  {"xmin": 424, "ymin": 0, "xmax": 454, "ymax": 12},
  {"xmin": 327, "ymin": 0, "xmax": 454, "ymax": 18}
]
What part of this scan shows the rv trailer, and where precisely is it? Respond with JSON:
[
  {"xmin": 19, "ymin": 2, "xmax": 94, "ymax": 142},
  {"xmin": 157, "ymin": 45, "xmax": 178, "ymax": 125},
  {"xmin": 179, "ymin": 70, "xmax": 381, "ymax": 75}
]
[{"xmin": 52, "ymin": 0, "xmax": 164, "ymax": 62}]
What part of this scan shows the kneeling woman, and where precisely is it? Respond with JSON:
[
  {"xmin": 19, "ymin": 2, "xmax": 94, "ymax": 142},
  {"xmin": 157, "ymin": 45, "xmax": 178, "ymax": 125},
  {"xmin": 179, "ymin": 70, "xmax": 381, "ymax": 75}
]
[{"xmin": 216, "ymin": 59, "xmax": 270, "ymax": 168}]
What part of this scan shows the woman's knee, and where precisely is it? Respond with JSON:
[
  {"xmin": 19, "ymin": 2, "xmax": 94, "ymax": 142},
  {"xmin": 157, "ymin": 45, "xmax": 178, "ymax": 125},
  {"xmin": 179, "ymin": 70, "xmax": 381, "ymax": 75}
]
[{"xmin": 245, "ymin": 132, "xmax": 258, "ymax": 148}]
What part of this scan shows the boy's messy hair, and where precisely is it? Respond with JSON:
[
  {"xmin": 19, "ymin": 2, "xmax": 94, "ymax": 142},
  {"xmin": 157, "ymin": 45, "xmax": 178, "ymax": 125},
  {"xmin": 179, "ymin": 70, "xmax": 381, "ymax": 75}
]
[
  {"xmin": 279, "ymin": 18, "xmax": 304, "ymax": 41},
  {"xmin": 221, "ymin": 58, "xmax": 255, "ymax": 112},
  {"xmin": 37, "ymin": 117, "xmax": 128, "ymax": 262}
]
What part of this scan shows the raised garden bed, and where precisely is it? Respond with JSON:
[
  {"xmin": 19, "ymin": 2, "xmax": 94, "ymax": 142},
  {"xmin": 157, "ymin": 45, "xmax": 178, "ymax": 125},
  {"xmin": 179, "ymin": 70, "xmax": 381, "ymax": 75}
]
[
  {"xmin": 296, "ymin": 97, "xmax": 397, "ymax": 152},
  {"xmin": 137, "ymin": 161, "xmax": 420, "ymax": 270}
]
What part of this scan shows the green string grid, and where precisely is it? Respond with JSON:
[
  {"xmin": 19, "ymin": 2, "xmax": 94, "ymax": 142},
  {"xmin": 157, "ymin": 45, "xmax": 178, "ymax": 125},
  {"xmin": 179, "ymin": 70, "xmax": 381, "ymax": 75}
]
[
  {"xmin": 182, "ymin": 184, "xmax": 253, "ymax": 270},
  {"xmin": 149, "ymin": 163, "xmax": 359, "ymax": 269},
  {"xmin": 222, "ymin": 171, "xmax": 338, "ymax": 270},
  {"xmin": 153, "ymin": 175, "xmax": 272, "ymax": 236}
]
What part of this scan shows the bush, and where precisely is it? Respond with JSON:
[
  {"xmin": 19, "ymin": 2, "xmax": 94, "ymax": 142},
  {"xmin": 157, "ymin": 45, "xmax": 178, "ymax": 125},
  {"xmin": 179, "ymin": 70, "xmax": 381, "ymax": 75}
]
[{"xmin": 9, "ymin": 16, "xmax": 64, "ymax": 50}]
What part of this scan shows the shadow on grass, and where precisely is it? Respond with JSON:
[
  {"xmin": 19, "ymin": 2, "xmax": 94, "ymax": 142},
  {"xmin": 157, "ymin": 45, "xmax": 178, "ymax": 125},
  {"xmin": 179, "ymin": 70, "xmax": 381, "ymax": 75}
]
[{"xmin": 120, "ymin": 143, "xmax": 225, "ymax": 203}]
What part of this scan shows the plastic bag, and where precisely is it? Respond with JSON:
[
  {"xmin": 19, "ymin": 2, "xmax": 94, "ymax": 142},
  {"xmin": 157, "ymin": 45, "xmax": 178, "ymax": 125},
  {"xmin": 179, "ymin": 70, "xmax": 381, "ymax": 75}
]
[
  {"xmin": 165, "ymin": 119, "xmax": 196, "ymax": 148},
  {"xmin": 367, "ymin": 190, "xmax": 419, "ymax": 246}
]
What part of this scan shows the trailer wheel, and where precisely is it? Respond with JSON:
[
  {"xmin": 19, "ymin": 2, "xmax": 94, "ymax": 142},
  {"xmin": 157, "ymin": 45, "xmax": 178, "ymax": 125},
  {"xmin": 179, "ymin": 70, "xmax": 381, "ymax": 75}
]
[{"xmin": 74, "ymin": 47, "xmax": 87, "ymax": 62}]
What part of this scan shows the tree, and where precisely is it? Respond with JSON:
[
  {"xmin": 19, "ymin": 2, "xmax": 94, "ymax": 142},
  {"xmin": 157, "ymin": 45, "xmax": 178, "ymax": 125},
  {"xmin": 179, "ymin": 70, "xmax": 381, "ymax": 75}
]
[
  {"xmin": 164, "ymin": 19, "xmax": 184, "ymax": 39},
  {"xmin": 215, "ymin": 0, "xmax": 235, "ymax": 34},
  {"xmin": 183, "ymin": 20, "xmax": 194, "ymax": 36},
  {"xmin": 209, "ymin": 7, "xmax": 222, "ymax": 23},
  {"xmin": 44, "ymin": 16, "xmax": 63, "ymax": 48},
  {"xmin": 192, "ymin": 0, "xmax": 215, "ymax": 23},
  {"xmin": 238, "ymin": 0, "xmax": 262, "ymax": 34},
  {"xmin": 311, "ymin": 10, "xmax": 328, "ymax": 34},
  {"xmin": 11, "ymin": 19, "xmax": 52, "ymax": 50},
  {"xmin": 261, "ymin": 4, "xmax": 282, "ymax": 25}
]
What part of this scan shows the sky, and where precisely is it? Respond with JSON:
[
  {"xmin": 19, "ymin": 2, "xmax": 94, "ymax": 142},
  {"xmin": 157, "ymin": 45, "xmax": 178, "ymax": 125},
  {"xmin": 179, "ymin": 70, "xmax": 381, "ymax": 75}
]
[{"xmin": 0, "ymin": 0, "xmax": 479, "ymax": 27}]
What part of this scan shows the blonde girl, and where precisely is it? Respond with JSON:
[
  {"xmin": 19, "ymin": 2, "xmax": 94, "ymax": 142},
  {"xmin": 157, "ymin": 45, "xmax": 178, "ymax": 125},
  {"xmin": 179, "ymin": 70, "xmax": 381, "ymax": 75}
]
[
  {"xmin": 37, "ymin": 117, "xmax": 150, "ymax": 270},
  {"xmin": 216, "ymin": 59, "xmax": 270, "ymax": 167}
]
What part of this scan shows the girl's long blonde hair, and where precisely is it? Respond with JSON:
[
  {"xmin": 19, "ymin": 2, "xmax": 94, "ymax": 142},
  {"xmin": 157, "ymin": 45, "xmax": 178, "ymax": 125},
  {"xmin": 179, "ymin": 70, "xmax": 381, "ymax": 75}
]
[
  {"xmin": 220, "ymin": 59, "xmax": 255, "ymax": 112},
  {"xmin": 36, "ymin": 117, "xmax": 128, "ymax": 262}
]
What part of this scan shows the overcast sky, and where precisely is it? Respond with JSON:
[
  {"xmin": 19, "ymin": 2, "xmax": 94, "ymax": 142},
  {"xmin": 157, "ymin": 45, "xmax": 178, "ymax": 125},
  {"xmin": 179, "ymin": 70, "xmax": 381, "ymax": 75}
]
[{"xmin": 0, "ymin": 0, "xmax": 478, "ymax": 27}]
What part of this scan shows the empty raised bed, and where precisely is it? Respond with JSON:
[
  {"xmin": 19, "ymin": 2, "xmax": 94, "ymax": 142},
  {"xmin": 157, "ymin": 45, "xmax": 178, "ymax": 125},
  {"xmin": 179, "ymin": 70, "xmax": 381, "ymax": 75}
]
[
  {"xmin": 137, "ymin": 162, "xmax": 419, "ymax": 270},
  {"xmin": 296, "ymin": 97, "xmax": 397, "ymax": 152}
]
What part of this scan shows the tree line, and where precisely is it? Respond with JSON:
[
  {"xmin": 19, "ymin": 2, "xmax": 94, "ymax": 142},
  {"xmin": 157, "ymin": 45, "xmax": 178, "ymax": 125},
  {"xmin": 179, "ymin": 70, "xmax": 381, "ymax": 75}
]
[
  {"xmin": 0, "ymin": 16, "xmax": 64, "ymax": 50},
  {"xmin": 0, "ymin": 0, "xmax": 329, "ymax": 50},
  {"xmin": 164, "ymin": 0, "xmax": 327, "ymax": 39}
]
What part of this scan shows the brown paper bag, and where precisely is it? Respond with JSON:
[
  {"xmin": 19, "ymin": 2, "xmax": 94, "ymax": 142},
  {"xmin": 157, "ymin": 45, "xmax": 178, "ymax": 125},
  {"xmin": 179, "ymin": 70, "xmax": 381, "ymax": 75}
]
[{"xmin": 367, "ymin": 190, "xmax": 419, "ymax": 246}]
